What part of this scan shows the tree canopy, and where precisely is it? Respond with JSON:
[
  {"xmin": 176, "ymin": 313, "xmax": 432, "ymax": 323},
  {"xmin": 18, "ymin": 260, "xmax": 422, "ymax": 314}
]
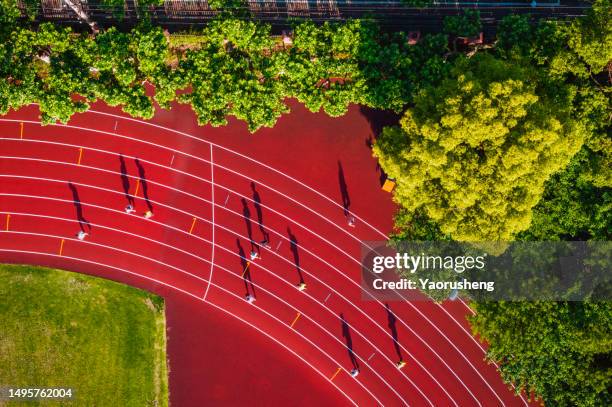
[
  {"xmin": 470, "ymin": 301, "xmax": 612, "ymax": 406},
  {"xmin": 374, "ymin": 53, "xmax": 585, "ymax": 241}
]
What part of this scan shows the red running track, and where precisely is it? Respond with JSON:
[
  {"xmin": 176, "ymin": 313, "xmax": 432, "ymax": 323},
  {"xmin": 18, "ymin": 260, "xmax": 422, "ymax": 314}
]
[{"xmin": 0, "ymin": 100, "xmax": 531, "ymax": 406}]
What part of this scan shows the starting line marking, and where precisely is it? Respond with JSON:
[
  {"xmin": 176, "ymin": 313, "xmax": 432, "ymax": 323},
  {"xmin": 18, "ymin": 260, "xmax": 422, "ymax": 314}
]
[
  {"xmin": 275, "ymin": 241, "xmax": 282, "ymax": 251},
  {"xmin": 223, "ymin": 193, "xmax": 230, "ymax": 207},
  {"xmin": 188, "ymin": 217, "xmax": 197, "ymax": 234},
  {"xmin": 330, "ymin": 367, "xmax": 342, "ymax": 381},
  {"xmin": 290, "ymin": 312, "xmax": 301, "ymax": 328},
  {"xmin": 170, "ymin": 154, "xmax": 175, "ymax": 166},
  {"xmin": 368, "ymin": 352, "xmax": 376, "ymax": 361},
  {"xmin": 324, "ymin": 292, "xmax": 331, "ymax": 303},
  {"xmin": 58, "ymin": 239, "xmax": 65, "ymax": 256},
  {"xmin": 114, "ymin": 121, "xmax": 118, "ymax": 131}
]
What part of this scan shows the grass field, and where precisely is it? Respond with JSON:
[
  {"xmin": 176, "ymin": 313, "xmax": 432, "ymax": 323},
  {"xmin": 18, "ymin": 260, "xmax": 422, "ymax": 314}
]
[{"xmin": 0, "ymin": 264, "xmax": 168, "ymax": 406}]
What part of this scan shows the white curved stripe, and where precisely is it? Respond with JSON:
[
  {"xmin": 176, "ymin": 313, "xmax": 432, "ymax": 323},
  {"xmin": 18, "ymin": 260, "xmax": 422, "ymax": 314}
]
[
  {"xmin": 204, "ymin": 144, "xmax": 215, "ymax": 300},
  {"xmin": 0, "ymin": 120, "xmax": 519, "ymax": 405},
  {"xmin": 76, "ymin": 110, "xmax": 496, "ymax": 337},
  {"xmin": 0, "ymin": 247, "xmax": 359, "ymax": 407},
  {"xmin": 0, "ymin": 194, "xmax": 429, "ymax": 405},
  {"xmin": 85, "ymin": 109, "xmax": 390, "ymax": 240},
  {"xmin": 0, "ymin": 155, "xmax": 483, "ymax": 403},
  {"xmin": 1, "ymin": 227, "xmax": 413, "ymax": 406},
  {"xmin": 0, "ymin": 169, "xmax": 479, "ymax": 404},
  {"xmin": 1, "ymin": 121, "xmax": 481, "ymax": 337}
]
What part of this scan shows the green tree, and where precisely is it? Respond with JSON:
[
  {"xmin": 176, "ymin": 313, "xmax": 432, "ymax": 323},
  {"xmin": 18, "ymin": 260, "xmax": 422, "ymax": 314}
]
[
  {"xmin": 373, "ymin": 53, "xmax": 585, "ymax": 242},
  {"xmin": 470, "ymin": 301, "xmax": 612, "ymax": 406}
]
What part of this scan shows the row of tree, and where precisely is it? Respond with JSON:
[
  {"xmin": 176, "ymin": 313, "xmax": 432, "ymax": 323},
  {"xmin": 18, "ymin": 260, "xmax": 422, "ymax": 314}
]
[
  {"xmin": 375, "ymin": 2, "xmax": 610, "ymax": 405},
  {"xmin": 1, "ymin": 0, "xmax": 450, "ymax": 131}
]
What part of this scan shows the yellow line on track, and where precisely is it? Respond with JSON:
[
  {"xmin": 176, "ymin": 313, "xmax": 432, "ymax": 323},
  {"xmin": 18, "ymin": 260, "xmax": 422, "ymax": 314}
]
[
  {"xmin": 189, "ymin": 217, "xmax": 197, "ymax": 234},
  {"xmin": 330, "ymin": 367, "xmax": 342, "ymax": 381},
  {"xmin": 290, "ymin": 312, "xmax": 301, "ymax": 328}
]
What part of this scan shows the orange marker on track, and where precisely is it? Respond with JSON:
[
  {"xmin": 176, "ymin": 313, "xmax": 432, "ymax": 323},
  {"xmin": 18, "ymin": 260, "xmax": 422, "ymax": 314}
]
[
  {"xmin": 5, "ymin": 214, "xmax": 10, "ymax": 231},
  {"xmin": 290, "ymin": 312, "xmax": 301, "ymax": 328},
  {"xmin": 133, "ymin": 179, "xmax": 140, "ymax": 197},
  {"xmin": 189, "ymin": 217, "xmax": 197, "ymax": 234},
  {"xmin": 59, "ymin": 239, "xmax": 65, "ymax": 256},
  {"xmin": 77, "ymin": 148, "xmax": 83, "ymax": 165},
  {"xmin": 330, "ymin": 367, "xmax": 342, "ymax": 381},
  {"xmin": 241, "ymin": 261, "xmax": 251, "ymax": 277},
  {"xmin": 19, "ymin": 122, "xmax": 23, "ymax": 139}
]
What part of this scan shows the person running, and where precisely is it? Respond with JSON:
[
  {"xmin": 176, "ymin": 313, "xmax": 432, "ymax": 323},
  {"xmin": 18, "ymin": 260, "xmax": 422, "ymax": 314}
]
[
  {"xmin": 245, "ymin": 294, "xmax": 256, "ymax": 304},
  {"xmin": 76, "ymin": 231, "xmax": 88, "ymax": 240},
  {"xmin": 250, "ymin": 250, "xmax": 259, "ymax": 261},
  {"xmin": 297, "ymin": 282, "xmax": 307, "ymax": 291},
  {"xmin": 397, "ymin": 360, "xmax": 407, "ymax": 369},
  {"xmin": 350, "ymin": 368, "xmax": 359, "ymax": 378},
  {"xmin": 144, "ymin": 210, "xmax": 154, "ymax": 219},
  {"xmin": 125, "ymin": 204, "xmax": 136, "ymax": 214}
]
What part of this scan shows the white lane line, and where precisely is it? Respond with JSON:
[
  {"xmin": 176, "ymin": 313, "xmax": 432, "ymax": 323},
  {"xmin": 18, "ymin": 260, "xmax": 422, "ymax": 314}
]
[
  {"xmin": 0, "ymin": 247, "xmax": 359, "ymax": 407},
  {"xmin": 0, "ymin": 238, "xmax": 386, "ymax": 406},
  {"xmin": 82, "ymin": 109, "xmax": 389, "ymax": 240},
  {"xmin": 0, "ymin": 176, "xmax": 470, "ymax": 405},
  {"xmin": 0, "ymin": 209, "xmax": 428, "ymax": 406},
  {"xmin": 0, "ymin": 166, "xmax": 477, "ymax": 403},
  {"xmin": 1, "ymin": 117, "xmax": 485, "ymax": 327},
  {"xmin": 203, "ymin": 144, "xmax": 215, "ymax": 301},
  {"xmin": 0, "ymin": 126, "xmax": 508, "ymax": 403},
  {"xmin": 81, "ymin": 109, "xmax": 520, "ymax": 404}
]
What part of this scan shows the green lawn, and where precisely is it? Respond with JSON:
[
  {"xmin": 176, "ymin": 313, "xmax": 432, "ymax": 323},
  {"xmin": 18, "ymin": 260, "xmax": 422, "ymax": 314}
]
[{"xmin": 0, "ymin": 264, "xmax": 168, "ymax": 406}]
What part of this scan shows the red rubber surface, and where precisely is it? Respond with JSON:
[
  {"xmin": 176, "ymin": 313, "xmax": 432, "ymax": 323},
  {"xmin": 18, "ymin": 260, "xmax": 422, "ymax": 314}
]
[{"xmin": 0, "ymin": 100, "xmax": 530, "ymax": 406}]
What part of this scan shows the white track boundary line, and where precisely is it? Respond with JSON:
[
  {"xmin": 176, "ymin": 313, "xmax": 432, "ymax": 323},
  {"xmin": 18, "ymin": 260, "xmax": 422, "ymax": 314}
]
[
  {"xmin": 0, "ymin": 156, "xmax": 485, "ymax": 403},
  {"xmin": 83, "ymin": 109, "xmax": 389, "ymax": 240},
  {"xmin": 1, "ymin": 227, "xmax": 412, "ymax": 406},
  {"xmin": 204, "ymin": 144, "xmax": 215, "ymax": 300},
  {"xmin": 0, "ymin": 248, "xmax": 358, "ymax": 407},
  {"xmin": 0, "ymin": 171, "xmax": 481, "ymax": 404},
  {"xmin": 0, "ymin": 121, "xmax": 519, "ymax": 405}
]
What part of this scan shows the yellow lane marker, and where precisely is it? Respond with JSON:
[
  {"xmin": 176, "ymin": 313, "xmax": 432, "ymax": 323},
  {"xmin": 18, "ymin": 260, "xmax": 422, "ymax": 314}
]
[
  {"xmin": 330, "ymin": 367, "xmax": 342, "ymax": 381},
  {"xmin": 241, "ymin": 261, "xmax": 251, "ymax": 277},
  {"xmin": 189, "ymin": 217, "xmax": 197, "ymax": 234},
  {"xmin": 59, "ymin": 239, "xmax": 65, "ymax": 256},
  {"xmin": 5, "ymin": 214, "xmax": 10, "ymax": 231},
  {"xmin": 19, "ymin": 122, "xmax": 23, "ymax": 139},
  {"xmin": 77, "ymin": 147, "xmax": 83, "ymax": 165},
  {"xmin": 134, "ymin": 179, "xmax": 140, "ymax": 197},
  {"xmin": 290, "ymin": 312, "xmax": 301, "ymax": 328}
]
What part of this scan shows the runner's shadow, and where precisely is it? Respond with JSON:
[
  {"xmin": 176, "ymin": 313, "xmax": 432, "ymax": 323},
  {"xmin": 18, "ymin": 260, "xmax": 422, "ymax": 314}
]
[
  {"xmin": 251, "ymin": 182, "xmax": 269, "ymax": 243},
  {"xmin": 135, "ymin": 159, "xmax": 153, "ymax": 212},
  {"xmin": 241, "ymin": 198, "xmax": 257, "ymax": 252},
  {"xmin": 386, "ymin": 303, "xmax": 404, "ymax": 362},
  {"xmin": 338, "ymin": 161, "xmax": 350, "ymax": 216},
  {"xmin": 68, "ymin": 182, "xmax": 91, "ymax": 233},
  {"xmin": 119, "ymin": 154, "xmax": 134, "ymax": 206},
  {"xmin": 287, "ymin": 227, "xmax": 304, "ymax": 284},
  {"xmin": 340, "ymin": 313, "xmax": 359, "ymax": 370},
  {"xmin": 237, "ymin": 239, "xmax": 256, "ymax": 297}
]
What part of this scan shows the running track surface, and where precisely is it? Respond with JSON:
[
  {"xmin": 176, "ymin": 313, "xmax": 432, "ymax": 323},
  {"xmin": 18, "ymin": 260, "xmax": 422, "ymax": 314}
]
[{"xmin": 0, "ymin": 100, "xmax": 531, "ymax": 406}]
